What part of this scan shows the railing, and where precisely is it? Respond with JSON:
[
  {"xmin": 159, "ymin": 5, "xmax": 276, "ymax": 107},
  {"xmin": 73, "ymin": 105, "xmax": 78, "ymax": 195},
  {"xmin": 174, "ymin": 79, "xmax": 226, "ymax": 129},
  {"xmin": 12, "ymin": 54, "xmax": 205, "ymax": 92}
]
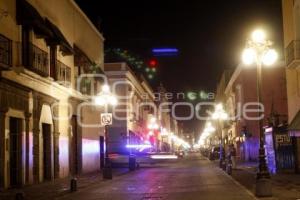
[
  {"xmin": 0, "ymin": 34, "xmax": 12, "ymax": 69},
  {"xmin": 56, "ymin": 60, "xmax": 71, "ymax": 86},
  {"xmin": 26, "ymin": 44, "xmax": 49, "ymax": 77},
  {"xmin": 286, "ymin": 40, "xmax": 300, "ymax": 67}
]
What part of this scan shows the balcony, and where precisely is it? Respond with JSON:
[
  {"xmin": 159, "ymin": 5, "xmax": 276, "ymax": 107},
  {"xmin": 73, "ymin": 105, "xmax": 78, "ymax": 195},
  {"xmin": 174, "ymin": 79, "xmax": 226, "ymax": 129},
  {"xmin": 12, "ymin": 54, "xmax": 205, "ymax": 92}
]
[
  {"xmin": 17, "ymin": 41, "xmax": 49, "ymax": 77},
  {"xmin": 56, "ymin": 60, "xmax": 71, "ymax": 86},
  {"xmin": 0, "ymin": 34, "xmax": 12, "ymax": 69},
  {"xmin": 285, "ymin": 40, "xmax": 300, "ymax": 68},
  {"xmin": 28, "ymin": 44, "xmax": 49, "ymax": 77}
]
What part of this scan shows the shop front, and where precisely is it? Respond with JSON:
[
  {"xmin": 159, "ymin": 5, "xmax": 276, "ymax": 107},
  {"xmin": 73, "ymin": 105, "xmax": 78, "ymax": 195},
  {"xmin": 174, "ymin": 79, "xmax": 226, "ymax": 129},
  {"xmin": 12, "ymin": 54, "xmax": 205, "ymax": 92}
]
[{"xmin": 264, "ymin": 125, "xmax": 295, "ymax": 174}]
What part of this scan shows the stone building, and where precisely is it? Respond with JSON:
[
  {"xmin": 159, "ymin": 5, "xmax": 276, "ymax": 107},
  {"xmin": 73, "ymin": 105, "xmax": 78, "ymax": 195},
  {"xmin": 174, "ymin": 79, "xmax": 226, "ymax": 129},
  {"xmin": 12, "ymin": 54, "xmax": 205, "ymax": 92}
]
[
  {"xmin": 0, "ymin": 0, "xmax": 105, "ymax": 189},
  {"xmin": 104, "ymin": 62, "xmax": 156, "ymax": 154},
  {"xmin": 282, "ymin": 0, "xmax": 300, "ymax": 172},
  {"xmin": 224, "ymin": 62, "xmax": 288, "ymax": 161}
]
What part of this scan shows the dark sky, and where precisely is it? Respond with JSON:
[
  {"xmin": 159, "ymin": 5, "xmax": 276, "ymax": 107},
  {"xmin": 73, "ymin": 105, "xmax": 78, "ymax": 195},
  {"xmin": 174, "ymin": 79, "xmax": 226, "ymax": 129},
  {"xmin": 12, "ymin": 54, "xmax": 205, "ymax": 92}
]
[{"xmin": 75, "ymin": 0, "xmax": 283, "ymax": 133}]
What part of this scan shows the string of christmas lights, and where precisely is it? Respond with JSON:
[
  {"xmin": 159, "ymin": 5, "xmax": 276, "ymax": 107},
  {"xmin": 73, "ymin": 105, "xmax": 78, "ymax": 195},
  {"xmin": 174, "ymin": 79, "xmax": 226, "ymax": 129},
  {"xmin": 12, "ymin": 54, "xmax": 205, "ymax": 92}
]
[{"xmin": 105, "ymin": 48, "xmax": 157, "ymax": 81}]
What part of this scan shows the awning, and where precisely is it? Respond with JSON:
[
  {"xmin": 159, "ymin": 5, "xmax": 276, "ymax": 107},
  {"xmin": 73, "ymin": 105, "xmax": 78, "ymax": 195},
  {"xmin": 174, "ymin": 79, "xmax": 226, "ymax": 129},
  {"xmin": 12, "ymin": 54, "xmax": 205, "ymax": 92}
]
[
  {"xmin": 288, "ymin": 110, "xmax": 300, "ymax": 131},
  {"xmin": 16, "ymin": 0, "xmax": 53, "ymax": 38},
  {"xmin": 45, "ymin": 18, "xmax": 74, "ymax": 55}
]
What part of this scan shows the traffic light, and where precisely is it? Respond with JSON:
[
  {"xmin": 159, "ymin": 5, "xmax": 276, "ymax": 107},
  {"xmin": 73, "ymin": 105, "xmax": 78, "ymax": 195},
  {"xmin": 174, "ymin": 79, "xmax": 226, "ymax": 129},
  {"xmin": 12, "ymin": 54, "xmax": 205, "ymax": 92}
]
[{"xmin": 149, "ymin": 59, "xmax": 157, "ymax": 68}]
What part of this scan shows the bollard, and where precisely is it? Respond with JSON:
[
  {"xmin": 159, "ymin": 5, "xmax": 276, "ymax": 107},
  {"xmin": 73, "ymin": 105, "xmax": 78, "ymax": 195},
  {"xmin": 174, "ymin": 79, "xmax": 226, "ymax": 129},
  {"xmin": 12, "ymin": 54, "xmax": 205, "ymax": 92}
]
[
  {"xmin": 70, "ymin": 178, "xmax": 77, "ymax": 192},
  {"xmin": 15, "ymin": 192, "xmax": 24, "ymax": 200},
  {"xmin": 129, "ymin": 155, "xmax": 136, "ymax": 171},
  {"xmin": 226, "ymin": 163, "xmax": 232, "ymax": 175},
  {"xmin": 103, "ymin": 166, "xmax": 112, "ymax": 179}
]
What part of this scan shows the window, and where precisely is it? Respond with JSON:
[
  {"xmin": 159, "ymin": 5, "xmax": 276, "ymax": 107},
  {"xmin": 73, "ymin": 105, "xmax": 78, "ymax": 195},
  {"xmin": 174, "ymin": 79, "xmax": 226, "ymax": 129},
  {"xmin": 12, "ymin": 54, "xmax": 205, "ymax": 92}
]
[{"xmin": 0, "ymin": 34, "xmax": 12, "ymax": 69}]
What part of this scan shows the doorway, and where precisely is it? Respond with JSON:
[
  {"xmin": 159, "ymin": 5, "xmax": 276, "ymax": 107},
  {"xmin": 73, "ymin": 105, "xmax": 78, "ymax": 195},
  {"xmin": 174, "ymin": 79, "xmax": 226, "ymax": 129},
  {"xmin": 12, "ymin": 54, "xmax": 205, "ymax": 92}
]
[
  {"xmin": 100, "ymin": 136, "xmax": 105, "ymax": 169},
  {"xmin": 9, "ymin": 117, "xmax": 23, "ymax": 188},
  {"xmin": 42, "ymin": 123, "xmax": 52, "ymax": 181},
  {"xmin": 71, "ymin": 115, "xmax": 79, "ymax": 175}
]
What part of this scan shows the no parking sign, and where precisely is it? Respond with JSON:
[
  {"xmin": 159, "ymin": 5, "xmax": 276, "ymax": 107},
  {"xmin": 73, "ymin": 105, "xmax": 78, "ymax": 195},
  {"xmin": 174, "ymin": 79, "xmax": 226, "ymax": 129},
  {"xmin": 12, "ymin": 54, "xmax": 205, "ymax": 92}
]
[{"xmin": 101, "ymin": 113, "xmax": 112, "ymax": 126}]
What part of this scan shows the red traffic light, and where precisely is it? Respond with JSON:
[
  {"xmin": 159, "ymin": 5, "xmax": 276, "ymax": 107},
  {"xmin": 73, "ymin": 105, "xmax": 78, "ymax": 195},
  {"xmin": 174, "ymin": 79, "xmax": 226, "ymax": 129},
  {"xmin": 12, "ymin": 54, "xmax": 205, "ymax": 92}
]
[{"xmin": 149, "ymin": 59, "xmax": 157, "ymax": 67}]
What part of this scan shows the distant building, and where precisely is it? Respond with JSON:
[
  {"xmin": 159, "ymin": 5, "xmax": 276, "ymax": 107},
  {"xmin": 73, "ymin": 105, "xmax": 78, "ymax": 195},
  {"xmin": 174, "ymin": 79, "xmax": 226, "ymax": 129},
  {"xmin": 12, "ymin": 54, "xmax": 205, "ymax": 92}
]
[
  {"xmin": 212, "ymin": 69, "xmax": 233, "ymax": 149},
  {"xmin": 104, "ymin": 62, "xmax": 156, "ymax": 153},
  {"xmin": 157, "ymin": 84, "xmax": 172, "ymax": 152}
]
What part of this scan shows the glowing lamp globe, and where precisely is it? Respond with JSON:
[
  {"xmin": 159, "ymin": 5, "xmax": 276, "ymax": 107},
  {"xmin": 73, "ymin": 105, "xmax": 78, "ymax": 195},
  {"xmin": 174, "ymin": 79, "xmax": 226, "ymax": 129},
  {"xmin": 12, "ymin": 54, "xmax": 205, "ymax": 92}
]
[
  {"xmin": 216, "ymin": 103, "xmax": 223, "ymax": 110},
  {"xmin": 94, "ymin": 96, "xmax": 105, "ymax": 106},
  {"xmin": 262, "ymin": 49, "xmax": 277, "ymax": 66},
  {"xmin": 242, "ymin": 48, "xmax": 256, "ymax": 65},
  {"xmin": 251, "ymin": 29, "xmax": 266, "ymax": 43},
  {"xmin": 109, "ymin": 95, "xmax": 118, "ymax": 106},
  {"xmin": 220, "ymin": 112, "xmax": 228, "ymax": 120},
  {"xmin": 150, "ymin": 117, "xmax": 156, "ymax": 123},
  {"xmin": 102, "ymin": 84, "xmax": 110, "ymax": 93}
]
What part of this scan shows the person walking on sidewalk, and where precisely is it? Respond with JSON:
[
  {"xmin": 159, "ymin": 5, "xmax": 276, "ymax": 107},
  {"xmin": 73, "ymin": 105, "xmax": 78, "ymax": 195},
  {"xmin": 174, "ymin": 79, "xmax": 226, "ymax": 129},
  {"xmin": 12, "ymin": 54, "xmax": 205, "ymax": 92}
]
[{"xmin": 229, "ymin": 144, "xmax": 237, "ymax": 169}]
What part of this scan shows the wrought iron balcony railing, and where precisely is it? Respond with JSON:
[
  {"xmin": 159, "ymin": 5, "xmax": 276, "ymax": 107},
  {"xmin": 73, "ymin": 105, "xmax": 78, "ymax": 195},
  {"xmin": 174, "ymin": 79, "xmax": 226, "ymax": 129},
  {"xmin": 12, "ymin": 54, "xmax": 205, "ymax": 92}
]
[
  {"xmin": 0, "ymin": 34, "xmax": 12, "ymax": 69},
  {"xmin": 15, "ymin": 42, "xmax": 50, "ymax": 77},
  {"xmin": 56, "ymin": 60, "xmax": 71, "ymax": 86},
  {"xmin": 285, "ymin": 40, "xmax": 300, "ymax": 68}
]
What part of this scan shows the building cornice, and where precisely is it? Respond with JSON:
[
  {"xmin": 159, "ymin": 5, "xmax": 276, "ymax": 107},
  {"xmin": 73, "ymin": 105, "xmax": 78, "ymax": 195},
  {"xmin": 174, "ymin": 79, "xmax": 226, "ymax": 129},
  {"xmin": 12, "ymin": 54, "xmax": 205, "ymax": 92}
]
[{"xmin": 69, "ymin": 0, "xmax": 105, "ymax": 41}]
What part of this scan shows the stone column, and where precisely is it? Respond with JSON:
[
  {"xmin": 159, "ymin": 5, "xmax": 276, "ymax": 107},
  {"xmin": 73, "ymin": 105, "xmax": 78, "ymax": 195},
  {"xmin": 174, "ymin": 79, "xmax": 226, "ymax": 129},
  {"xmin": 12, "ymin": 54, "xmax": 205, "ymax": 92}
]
[
  {"xmin": 24, "ymin": 112, "xmax": 31, "ymax": 184},
  {"xmin": 32, "ymin": 125, "xmax": 40, "ymax": 183},
  {"xmin": 52, "ymin": 102, "xmax": 60, "ymax": 179},
  {"xmin": 53, "ymin": 131, "xmax": 60, "ymax": 179},
  {"xmin": 32, "ymin": 94, "xmax": 41, "ymax": 184},
  {"xmin": 0, "ymin": 109, "xmax": 7, "ymax": 189}
]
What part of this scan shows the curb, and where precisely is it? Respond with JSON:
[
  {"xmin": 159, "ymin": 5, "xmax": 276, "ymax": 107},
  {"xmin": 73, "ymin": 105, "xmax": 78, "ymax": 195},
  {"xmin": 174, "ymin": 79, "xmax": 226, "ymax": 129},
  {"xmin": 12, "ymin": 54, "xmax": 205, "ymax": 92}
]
[
  {"xmin": 203, "ymin": 156, "xmax": 259, "ymax": 200},
  {"xmin": 207, "ymin": 157, "xmax": 278, "ymax": 200},
  {"xmin": 214, "ymin": 164, "xmax": 259, "ymax": 200}
]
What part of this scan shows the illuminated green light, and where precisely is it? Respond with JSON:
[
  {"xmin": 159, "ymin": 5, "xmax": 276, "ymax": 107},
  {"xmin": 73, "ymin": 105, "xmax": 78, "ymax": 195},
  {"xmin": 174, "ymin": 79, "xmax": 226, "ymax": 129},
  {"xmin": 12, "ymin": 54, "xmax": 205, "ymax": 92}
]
[
  {"xmin": 148, "ymin": 74, "xmax": 153, "ymax": 79},
  {"xmin": 187, "ymin": 92, "xmax": 197, "ymax": 101},
  {"xmin": 145, "ymin": 68, "xmax": 150, "ymax": 72}
]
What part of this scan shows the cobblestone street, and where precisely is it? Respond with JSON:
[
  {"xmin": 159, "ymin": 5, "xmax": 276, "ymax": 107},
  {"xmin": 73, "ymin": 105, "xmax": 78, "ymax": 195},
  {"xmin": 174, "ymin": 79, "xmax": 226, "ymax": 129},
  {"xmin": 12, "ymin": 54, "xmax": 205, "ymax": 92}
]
[{"xmin": 58, "ymin": 154, "xmax": 256, "ymax": 200}]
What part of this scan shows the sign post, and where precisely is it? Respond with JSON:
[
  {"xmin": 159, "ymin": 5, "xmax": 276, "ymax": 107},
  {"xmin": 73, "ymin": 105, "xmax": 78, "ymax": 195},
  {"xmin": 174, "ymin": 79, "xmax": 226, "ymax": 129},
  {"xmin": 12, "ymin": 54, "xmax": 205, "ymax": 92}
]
[{"xmin": 101, "ymin": 113, "xmax": 113, "ymax": 179}]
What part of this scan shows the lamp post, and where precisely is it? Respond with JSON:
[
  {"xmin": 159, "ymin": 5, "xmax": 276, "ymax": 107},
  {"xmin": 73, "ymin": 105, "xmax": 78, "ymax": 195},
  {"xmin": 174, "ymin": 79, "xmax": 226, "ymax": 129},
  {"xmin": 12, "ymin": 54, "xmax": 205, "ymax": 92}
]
[
  {"xmin": 212, "ymin": 103, "xmax": 228, "ymax": 169},
  {"xmin": 147, "ymin": 117, "xmax": 159, "ymax": 151},
  {"xmin": 94, "ymin": 84, "xmax": 117, "ymax": 179},
  {"xmin": 242, "ymin": 29, "xmax": 277, "ymax": 197},
  {"xmin": 199, "ymin": 121, "xmax": 215, "ymax": 158}
]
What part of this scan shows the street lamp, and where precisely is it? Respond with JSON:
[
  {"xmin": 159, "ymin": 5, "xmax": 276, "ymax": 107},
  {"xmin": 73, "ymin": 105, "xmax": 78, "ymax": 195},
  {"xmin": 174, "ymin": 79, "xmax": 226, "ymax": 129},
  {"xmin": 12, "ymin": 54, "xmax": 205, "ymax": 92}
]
[
  {"xmin": 242, "ymin": 29, "xmax": 277, "ymax": 197},
  {"xmin": 94, "ymin": 84, "xmax": 118, "ymax": 179},
  {"xmin": 211, "ymin": 103, "xmax": 228, "ymax": 169},
  {"xmin": 147, "ymin": 117, "xmax": 159, "ymax": 151},
  {"xmin": 147, "ymin": 117, "xmax": 159, "ymax": 130},
  {"xmin": 198, "ymin": 121, "xmax": 215, "ymax": 155},
  {"xmin": 94, "ymin": 84, "xmax": 118, "ymax": 106}
]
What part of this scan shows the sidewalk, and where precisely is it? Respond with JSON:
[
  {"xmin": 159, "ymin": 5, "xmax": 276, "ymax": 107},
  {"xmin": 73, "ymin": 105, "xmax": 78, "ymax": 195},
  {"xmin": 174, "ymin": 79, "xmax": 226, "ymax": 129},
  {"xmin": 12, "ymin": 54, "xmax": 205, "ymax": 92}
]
[
  {"xmin": 230, "ymin": 161, "xmax": 300, "ymax": 200},
  {"xmin": 0, "ymin": 168, "xmax": 129, "ymax": 200}
]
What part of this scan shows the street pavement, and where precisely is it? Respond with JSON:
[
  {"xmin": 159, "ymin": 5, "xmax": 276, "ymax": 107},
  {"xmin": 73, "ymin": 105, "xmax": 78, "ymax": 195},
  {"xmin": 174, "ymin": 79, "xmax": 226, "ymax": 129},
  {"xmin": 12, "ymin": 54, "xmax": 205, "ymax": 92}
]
[{"xmin": 59, "ymin": 154, "xmax": 256, "ymax": 200}]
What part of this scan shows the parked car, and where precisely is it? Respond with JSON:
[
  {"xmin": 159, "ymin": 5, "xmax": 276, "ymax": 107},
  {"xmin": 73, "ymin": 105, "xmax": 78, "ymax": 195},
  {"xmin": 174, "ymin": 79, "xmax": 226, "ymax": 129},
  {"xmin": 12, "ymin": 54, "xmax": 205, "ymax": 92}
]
[
  {"xmin": 175, "ymin": 150, "xmax": 185, "ymax": 158},
  {"xmin": 209, "ymin": 146, "xmax": 220, "ymax": 160},
  {"xmin": 201, "ymin": 148, "xmax": 210, "ymax": 157}
]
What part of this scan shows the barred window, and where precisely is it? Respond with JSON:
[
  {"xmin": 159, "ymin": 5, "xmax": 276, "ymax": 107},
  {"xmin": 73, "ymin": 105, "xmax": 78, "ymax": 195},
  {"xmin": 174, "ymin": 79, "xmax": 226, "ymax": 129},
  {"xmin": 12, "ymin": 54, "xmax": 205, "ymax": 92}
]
[{"xmin": 0, "ymin": 34, "xmax": 12, "ymax": 68}]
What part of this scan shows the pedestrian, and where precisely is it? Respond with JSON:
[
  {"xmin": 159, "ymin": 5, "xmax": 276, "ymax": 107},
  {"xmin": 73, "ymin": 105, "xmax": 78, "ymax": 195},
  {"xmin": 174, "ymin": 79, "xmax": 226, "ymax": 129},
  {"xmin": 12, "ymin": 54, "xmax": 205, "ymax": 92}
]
[{"xmin": 230, "ymin": 144, "xmax": 237, "ymax": 169}]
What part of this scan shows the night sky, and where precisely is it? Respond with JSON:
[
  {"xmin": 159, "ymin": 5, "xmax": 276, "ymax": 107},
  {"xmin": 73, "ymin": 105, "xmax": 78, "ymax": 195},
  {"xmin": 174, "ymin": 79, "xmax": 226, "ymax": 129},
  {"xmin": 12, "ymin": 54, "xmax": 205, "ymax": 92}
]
[{"xmin": 75, "ymin": 0, "xmax": 283, "ymax": 133}]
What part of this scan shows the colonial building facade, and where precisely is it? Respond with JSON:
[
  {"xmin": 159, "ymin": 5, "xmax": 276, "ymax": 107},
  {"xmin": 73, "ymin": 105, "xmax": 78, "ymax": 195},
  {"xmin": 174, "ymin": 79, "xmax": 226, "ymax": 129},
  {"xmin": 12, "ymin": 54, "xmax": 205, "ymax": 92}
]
[
  {"xmin": 222, "ymin": 62, "xmax": 288, "ymax": 162},
  {"xmin": 104, "ymin": 62, "xmax": 156, "ymax": 154},
  {"xmin": 0, "ymin": 0, "xmax": 105, "ymax": 189},
  {"xmin": 282, "ymin": 0, "xmax": 300, "ymax": 172}
]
